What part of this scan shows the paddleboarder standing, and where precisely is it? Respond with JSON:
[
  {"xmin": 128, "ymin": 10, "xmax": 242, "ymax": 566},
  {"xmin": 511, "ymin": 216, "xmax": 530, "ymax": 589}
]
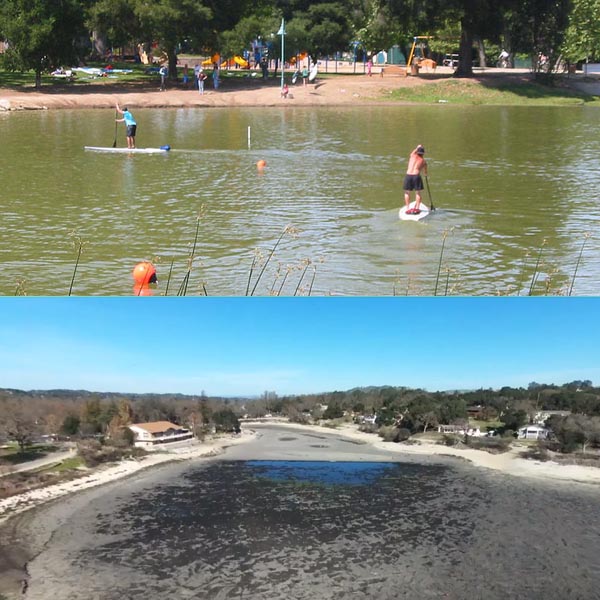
[
  {"xmin": 115, "ymin": 103, "xmax": 137, "ymax": 149},
  {"xmin": 403, "ymin": 145, "xmax": 427, "ymax": 214}
]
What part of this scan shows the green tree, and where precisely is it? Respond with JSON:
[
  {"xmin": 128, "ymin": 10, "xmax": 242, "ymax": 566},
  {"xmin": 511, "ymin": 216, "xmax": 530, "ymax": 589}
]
[
  {"xmin": 86, "ymin": 0, "xmax": 140, "ymax": 56},
  {"xmin": 323, "ymin": 403, "xmax": 344, "ymax": 420},
  {"xmin": 134, "ymin": 0, "xmax": 212, "ymax": 80},
  {"xmin": 500, "ymin": 408, "xmax": 528, "ymax": 431},
  {"xmin": 303, "ymin": 3, "xmax": 353, "ymax": 58},
  {"xmin": 212, "ymin": 408, "xmax": 241, "ymax": 433},
  {"xmin": 0, "ymin": 0, "xmax": 87, "ymax": 87},
  {"xmin": 61, "ymin": 414, "xmax": 81, "ymax": 436}
]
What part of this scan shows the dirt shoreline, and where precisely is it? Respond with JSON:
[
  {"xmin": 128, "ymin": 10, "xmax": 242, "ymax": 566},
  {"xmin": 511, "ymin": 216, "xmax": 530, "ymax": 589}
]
[
  {"xmin": 0, "ymin": 73, "xmax": 425, "ymax": 111},
  {"xmin": 1, "ymin": 70, "xmax": 597, "ymax": 112}
]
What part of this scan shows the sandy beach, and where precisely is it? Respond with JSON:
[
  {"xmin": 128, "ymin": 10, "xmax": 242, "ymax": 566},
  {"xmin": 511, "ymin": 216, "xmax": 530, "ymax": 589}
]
[
  {"xmin": 0, "ymin": 431, "xmax": 257, "ymax": 527},
  {"xmin": 0, "ymin": 70, "xmax": 444, "ymax": 111}
]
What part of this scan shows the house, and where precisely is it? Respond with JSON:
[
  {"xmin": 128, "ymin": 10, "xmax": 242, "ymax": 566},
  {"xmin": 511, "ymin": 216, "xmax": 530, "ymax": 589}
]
[
  {"xmin": 128, "ymin": 421, "xmax": 194, "ymax": 448},
  {"xmin": 518, "ymin": 424, "xmax": 550, "ymax": 440},
  {"xmin": 466, "ymin": 405, "xmax": 485, "ymax": 419},
  {"xmin": 533, "ymin": 410, "xmax": 571, "ymax": 424},
  {"xmin": 437, "ymin": 424, "xmax": 482, "ymax": 436}
]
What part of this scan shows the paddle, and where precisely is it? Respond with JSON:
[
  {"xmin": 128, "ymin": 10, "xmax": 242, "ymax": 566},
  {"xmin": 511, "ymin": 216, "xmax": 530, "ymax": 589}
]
[
  {"xmin": 112, "ymin": 109, "xmax": 118, "ymax": 148},
  {"xmin": 425, "ymin": 176, "xmax": 436, "ymax": 211}
]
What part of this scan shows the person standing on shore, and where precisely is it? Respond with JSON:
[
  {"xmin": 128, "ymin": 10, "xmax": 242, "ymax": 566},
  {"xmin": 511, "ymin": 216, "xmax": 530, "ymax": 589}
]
[
  {"xmin": 196, "ymin": 66, "xmax": 206, "ymax": 95},
  {"xmin": 403, "ymin": 145, "xmax": 427, "ymax": 214},
  {"xmin": 213, "ymin": 63, "xmax": 220, "ymax": 90},
  {"xmin": 115, "ymin": 103, "xmax": 137, "ymax": 149},
  {"xmin": 159, "ymin": 64, "xmax": 168, "ymax": 91}
]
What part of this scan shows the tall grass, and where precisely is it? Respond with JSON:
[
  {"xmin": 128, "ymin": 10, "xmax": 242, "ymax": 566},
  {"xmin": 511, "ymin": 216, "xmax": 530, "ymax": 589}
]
[
  {"xmin": 247, "ymin": 224, "xmax": 298, "ymax": 296},
  {"xmin": 568, "ymin": 232, "xmax": 591, "ymax": 296},
  {"xmin": 68, "ymin": 233, "xmax": 85, "ymax": 296}
]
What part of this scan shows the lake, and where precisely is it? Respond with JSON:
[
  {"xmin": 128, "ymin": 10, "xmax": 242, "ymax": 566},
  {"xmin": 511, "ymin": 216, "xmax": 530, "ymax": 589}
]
[
  {"xmin": 1, "ymin": 105, "xmax": 599, "ymax": 295},
  {"xmin": 12, "ymin": 426, "xmax": 600, "ymax": 599}
]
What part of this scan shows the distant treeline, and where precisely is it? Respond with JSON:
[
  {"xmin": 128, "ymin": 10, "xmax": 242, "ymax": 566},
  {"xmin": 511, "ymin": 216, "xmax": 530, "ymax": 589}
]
[
  {"xmin": 0, "ymin": 388, "xmax": 244, "ymax": 448},
  {"xmin": 1, "ymin": 381, "xmax": 599, "ymax": 450}
]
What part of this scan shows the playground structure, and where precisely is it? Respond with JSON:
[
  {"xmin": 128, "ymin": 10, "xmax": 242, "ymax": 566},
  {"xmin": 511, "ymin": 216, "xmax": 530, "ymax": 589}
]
[{"xmin": 406, "ymin": 36, "xmax": 437, "ymax": 74}]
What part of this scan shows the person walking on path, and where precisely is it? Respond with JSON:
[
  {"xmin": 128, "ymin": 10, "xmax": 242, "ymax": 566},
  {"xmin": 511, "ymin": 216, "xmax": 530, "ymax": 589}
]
[
  {"xmin": 403, "ymin": 145, "xmax": 428, "ymax": 214},
  {"xmin": 115, "ymin": 103, "xmax": 137, "ymax": 149}
]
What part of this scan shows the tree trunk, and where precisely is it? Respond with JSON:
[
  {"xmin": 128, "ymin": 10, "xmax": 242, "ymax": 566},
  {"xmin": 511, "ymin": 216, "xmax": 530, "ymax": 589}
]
[
  {"xmin": 474, "ymin": 36, "xmax": 486, "ymax": 69},
  {"xmin": 168, "ymin": 47, "xmax": 178, "ymax": 81},
  {"xmin": 35, "ymin": 69, "xmax": 42, "ymax": 89},
  {"xmin": 454, "ymin": 18, "xmax": 474, "ymax": 78}
]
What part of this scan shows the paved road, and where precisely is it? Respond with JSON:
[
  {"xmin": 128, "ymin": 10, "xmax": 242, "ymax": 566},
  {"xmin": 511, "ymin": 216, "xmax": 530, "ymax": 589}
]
[{"xmin": 0, "ymin": 448, "xmax": 75, "ymax": 478}]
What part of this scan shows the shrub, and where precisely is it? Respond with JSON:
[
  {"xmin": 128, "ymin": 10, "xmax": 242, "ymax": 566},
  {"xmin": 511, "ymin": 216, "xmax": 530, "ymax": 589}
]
[
  {"xmin": 441, "ymin": 434, "xmax": 462, "ymax": 447},
  {"xmin": 358, "ymin": 423, "xmax": 378, "ymax": 434},
  {"xmin": 523, "ymin": 442, "xmax": 551, "ymax": 461},
  {"xmin": 288, "ymin": 412, "xmax": 311, "ymax": 425},
  {"xmin": 464, "ymin": 436, "xmax": 511, "ymax": 453},
  {"xmin": 394, "ymin": 428, "xmax": 412, "ymax": 442},
  {"xmin": 378, "ymin": 425, "xmax": 398, "ymax": 442}
]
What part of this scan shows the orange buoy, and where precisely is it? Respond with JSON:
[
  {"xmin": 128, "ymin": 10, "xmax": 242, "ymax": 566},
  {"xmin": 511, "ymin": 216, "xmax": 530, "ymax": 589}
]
[
  {"xmin": 256, "ymin": 159, "xmax": 267, "ymax": 169},
  {"xmin": 132, "ymin": 261, "xmax": 157, "ymax": 284},
  {"xmin": 133, "ymin": 283, "xmax": 153, "ymax": 296}
]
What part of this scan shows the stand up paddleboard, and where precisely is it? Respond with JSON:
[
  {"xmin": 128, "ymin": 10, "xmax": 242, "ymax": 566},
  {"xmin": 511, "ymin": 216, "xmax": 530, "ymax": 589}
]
[
  {"xmin": 309, "ymin": 63, "xmax": 318, "ymax": 82},
  {"xmin": 84, "ymin": 146, "xmax": 171, "ymax": 154},
  {"xmin": 399, "ymin": 201, "xmax": 430, "ymax": 222}
]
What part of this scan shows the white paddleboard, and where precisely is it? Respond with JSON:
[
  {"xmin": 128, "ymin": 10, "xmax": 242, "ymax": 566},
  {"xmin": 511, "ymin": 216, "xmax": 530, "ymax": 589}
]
[
  {"xmin": 84, "ymin": 146, "xmax": 170, "ymax": 154},
  {"xmin": 399, "ymin": 201, "xmax": 430, "ymax": 221},
  {"xmin": 309, "ymin": 64, "xmax": 318, "ymax": 81}
]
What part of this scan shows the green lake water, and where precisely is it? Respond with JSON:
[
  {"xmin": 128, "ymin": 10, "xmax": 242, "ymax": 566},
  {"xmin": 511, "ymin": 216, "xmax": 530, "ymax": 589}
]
[{"xmin": 1, "ymin": 104, "xmax": 599, "ymax": 296}]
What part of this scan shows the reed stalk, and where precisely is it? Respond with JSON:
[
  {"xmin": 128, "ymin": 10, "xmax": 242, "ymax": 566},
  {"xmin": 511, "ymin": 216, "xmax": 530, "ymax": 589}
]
[
  {"xmin": 444, "ymin": 267, "xmax": 451, "ymax": 296},
  {"xmin": 293, "ymin": 259, "xmax": 312, "ymax": 296},
  {"xmin": 528, "ymin": 238, "xmax": 547, "ymax": 296},
  {"xmin": 307, "ymin": 266, "xmax": 317, "ymax": 296},
  {"xmin": 164, "ymin": 259, "xmax": 175, "ymax": 296},
  {"xmin": 246, "ymin": 254, "xmax": 258, "ymax": 296},
  {"xmin": 276, "ymin": 271, "xmax": 289, "ymax": 296},
  {"xmin": 68, "ymin": 235, "xmax": 84, "ymax": 296},
  {"xmin": 434, "ymin": 229, "xmax": 452, "ymax": 296},
  {"xmin": 568, "ymin": 233, "xmax": 590, "ymax": 296},
  {"xmin": 14, "ymin": 279, "xmax": 26, "ymax": 296},
  {"xmin": 515, "ymin": 251, "xmax": 531, "ymax": 296},
  {"xmin": 249, "ymin": 225, "xmax": 296, "ymax": 296},
  {"xmin": 178, "ymin": 214, "xmax": 203, "ymax": 297}
]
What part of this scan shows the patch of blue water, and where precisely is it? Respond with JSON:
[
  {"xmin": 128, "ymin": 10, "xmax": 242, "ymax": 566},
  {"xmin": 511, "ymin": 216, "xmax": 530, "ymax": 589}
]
[{"xmin": 246, "ymin": 460, "xmax": 397, "ymax": 486}]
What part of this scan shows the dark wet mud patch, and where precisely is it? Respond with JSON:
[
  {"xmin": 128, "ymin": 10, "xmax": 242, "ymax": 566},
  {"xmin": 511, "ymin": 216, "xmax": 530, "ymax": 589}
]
[{"xmin": 22, "ymin": 459, "xmax": 600, "ymax": 600}]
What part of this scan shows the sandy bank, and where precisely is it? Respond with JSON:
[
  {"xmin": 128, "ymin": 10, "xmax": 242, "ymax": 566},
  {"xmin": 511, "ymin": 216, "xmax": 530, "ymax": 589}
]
[
  {"xmin": 0, "ymin": 430, "xmax": 256, "ymax": 526},
  {"xmin": 0, "ymin": 74, "xmax": 424, "ymax": 111},
  {"xmin": 255, "ymin": 420, "xmax": 600, "ymax": 486}
]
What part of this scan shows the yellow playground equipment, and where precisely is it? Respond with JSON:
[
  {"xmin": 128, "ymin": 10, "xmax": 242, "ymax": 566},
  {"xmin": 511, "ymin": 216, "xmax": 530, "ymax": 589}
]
[
  {"xmin": 406, "ymin": 36, "xmax": 435, "ymax": 74},
  {"xmin": 201, "ymin": 54, "xmax": 249, "ymax": 69}
]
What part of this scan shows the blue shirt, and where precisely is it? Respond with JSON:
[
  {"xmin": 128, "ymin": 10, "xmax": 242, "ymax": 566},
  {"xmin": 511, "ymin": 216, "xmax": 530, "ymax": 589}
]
[{"xmin": 123, "ymin": 110, "xmax": 136, "ymax": 126}]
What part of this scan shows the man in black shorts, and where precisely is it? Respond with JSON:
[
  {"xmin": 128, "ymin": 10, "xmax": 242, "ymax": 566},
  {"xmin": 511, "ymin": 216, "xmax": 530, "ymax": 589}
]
[{"xmin": 403, "ymin": 145, "xmax": 427, "ymax": 214}]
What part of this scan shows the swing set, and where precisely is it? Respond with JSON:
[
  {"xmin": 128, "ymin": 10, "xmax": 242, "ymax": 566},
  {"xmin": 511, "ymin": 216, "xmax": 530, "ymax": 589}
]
[{"xmin": 405, "ymin": 36, "xmax": 437, "ymax": 74}]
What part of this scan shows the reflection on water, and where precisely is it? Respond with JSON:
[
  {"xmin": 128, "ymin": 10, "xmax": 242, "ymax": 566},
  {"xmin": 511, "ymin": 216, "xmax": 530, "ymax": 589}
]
[
  {"xmin": 2, "ymin": 105, "xmax": 600, "ymax": 295},
  {"xmin": 247, "ymin": 460, "xmax": 397, "ymax": 485}
]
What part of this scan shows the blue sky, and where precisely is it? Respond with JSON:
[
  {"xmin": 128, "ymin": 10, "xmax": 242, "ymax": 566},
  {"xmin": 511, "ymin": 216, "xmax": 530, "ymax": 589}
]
[{"xmin": 0, "ymin": 297, "xmax": 598, "ymax": 396}]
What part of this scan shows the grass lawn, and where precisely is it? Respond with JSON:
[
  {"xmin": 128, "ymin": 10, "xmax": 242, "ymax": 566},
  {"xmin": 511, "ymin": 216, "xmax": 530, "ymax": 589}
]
[
  {"xmin": 387, "ymin": 77, "xmax": 600, "ymax": 105},
  {"xmin": 0, "ymin": 443, "xmax": 62, "ymax": 465}
]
